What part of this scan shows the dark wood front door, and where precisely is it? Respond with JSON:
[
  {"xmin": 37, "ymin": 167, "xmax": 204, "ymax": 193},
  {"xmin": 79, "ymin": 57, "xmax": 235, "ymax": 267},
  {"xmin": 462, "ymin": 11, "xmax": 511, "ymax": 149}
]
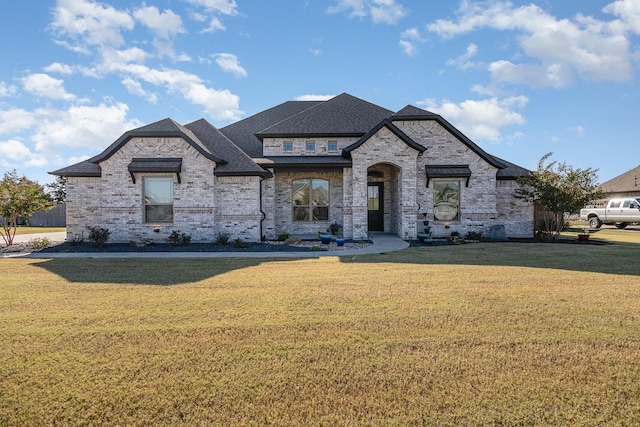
[{"xmin": 367, "ymin": 183, "xmax": 384, "ymax": 232}]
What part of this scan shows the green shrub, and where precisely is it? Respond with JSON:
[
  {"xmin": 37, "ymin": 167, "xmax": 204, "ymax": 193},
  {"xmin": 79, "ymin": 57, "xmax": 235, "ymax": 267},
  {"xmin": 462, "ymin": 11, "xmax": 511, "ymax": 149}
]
[
  {"xmin": 277, "ymin": 232, "xmax": 290, "ymax": 241},
  {"xmin": 231, "ymin": 238, "xmax": 247, "ymax": 249},
  {"xmin": 464, "ymin": 231, "xmax": 483, "ymax": 240},
  {"xmin": 214, "ymin": 231, "xmax": 231, "ymax": 246},
  {"xmin": 167, "ymin": 230, "xmax": 191, "ymax": 246},
  {"xmin": 87, "ymin": 226, "xmax": 111, "ymax": 247},
  {"xmin": 27, "ymin": 237, "xmax": 50, "ymax": 250}
]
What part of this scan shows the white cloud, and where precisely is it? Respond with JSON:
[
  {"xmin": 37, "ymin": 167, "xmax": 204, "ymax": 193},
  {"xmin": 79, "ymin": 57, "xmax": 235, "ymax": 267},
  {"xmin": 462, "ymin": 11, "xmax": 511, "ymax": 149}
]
[
  {"xmin": 44, "ymin": 62, "xmax": 74, "ymax": 75},
  {"xmin": 446, "ymin": 43, "xmax": 479, "ymax": 70},
  {"xmin": 22, "ymin": 73, "xmax": 76, "ymax": 101},
  {"xmin": 295, "ymin": 94, "xmax": 336, "ymax": 101},
  {"xmin": 0, "ymin": 82, "xmax": 17, "ymax": 97},
  {"xmin": 117, "ymin": 64, "xmax": 242, "ymax": 120},
  {"xmin": 327, "ymin": 0, "xmax": 407, "ymax": 24},
  {"xmin": 0, "ymin": 139, "xmax": 47, "ymax": 168},
  {"xmin": 51, "ymin": 0, "xmax": 134, "ymax": 48},
  {"xmin": 122, "ymin": 77, "xmax": 158, "ymax": 103},
  {"xmin": 0, "ymin": 108, "xmax": 37, "ymax": 134},
  {"xmin": 418, "ymin": 96, "xmax": 528, "ymax": 142},
  {"xmin": 182, "ymin": 0, "xmax": 238, "ymax": 16},
  {"xmin": 31, "ymin": 103, "xmax": 141, "ymax": 153},
  {"xmin": 399, "ymin": 28, "xmax": 425, "ymax": 56},
  {"xmin": 213, "ymin": 53, "xmax": 247, "ymax": 77},
  {"xmin": 201, "ymin": 16, "xmax": 226, "ymax": 33},
  {"xmin": 604, "ymin": 0, "xmax": 640, "ymax": 34},
  {"xmin": 569, "ymin": 125, "xmax": 586, "ymax": 136},
  {"xmin": 133, "ymin": 6, "xmax": 184, "ymax": 39},
  {"xmin": 427, "ymin": 0, "xmax": 635, "ymax": 87}
]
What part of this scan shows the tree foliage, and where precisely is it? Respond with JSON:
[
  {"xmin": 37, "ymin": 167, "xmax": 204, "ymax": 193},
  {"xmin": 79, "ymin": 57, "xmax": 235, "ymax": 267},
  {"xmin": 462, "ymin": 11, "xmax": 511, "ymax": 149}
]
[
  {"xmin": 0, "ymin": 171, "xmax": 53, "ymax": 245},
  {"xmin": 515, "ymin": 153, "xmax": 605, "ymax": 241},
  {"xmin": 46, "ymin": 176, "xmax": 67, "ymax": 204}
]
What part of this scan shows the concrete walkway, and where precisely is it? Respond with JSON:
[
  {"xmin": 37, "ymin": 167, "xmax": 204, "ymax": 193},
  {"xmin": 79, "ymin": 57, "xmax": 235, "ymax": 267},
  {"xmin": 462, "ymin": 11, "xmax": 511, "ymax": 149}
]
[{"xmin": 10, "ymin": 232, "xmax": 409, "ymax": 259}]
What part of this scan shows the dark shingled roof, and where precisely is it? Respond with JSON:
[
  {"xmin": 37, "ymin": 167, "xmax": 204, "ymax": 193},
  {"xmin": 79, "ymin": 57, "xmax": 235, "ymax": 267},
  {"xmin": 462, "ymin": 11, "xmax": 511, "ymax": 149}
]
[
  {"xmin": 220, "ymin": 100, "xmax": 322, "ymax": 158},
  {"xmin": 185, "ymin": 119, "xmax": 270, "ymax": 177},
  {"xmin": 392, "ymin": 105, "xmax": 438, "ymax": 119},
  {"xmin": 50, "ymin": 93, "xmax": 530, "ymax": 181},
  {"xmin": 50, "ymin": 160, "xmax": 101, "ymax": 177},
  {"xmin": 492, "ymin": 156, "xmax": 530, "ymax": 179},
  {"xmin": 255, "ymin": 93, "xmax": 393, "ymax": 140}
]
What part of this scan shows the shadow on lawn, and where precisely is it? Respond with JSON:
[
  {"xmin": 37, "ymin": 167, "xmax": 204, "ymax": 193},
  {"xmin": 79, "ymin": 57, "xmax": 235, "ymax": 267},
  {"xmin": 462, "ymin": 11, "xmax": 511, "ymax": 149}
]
[
  {"xmin": 350, "ymin": 239, "xmax": 640, "ymax": 277},
  {"xmin": 32, "ymin": 257, "xmax": 312, "ymax": 286}
]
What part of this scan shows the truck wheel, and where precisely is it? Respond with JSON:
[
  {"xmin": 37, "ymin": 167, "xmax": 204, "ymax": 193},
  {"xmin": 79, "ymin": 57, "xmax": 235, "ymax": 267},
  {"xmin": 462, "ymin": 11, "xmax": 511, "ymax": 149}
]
[
  {"xmin": 589, "ymin": 217, "xmax": 602, "ymax": 229},
  {"xmin": 615, "ymin": 223, "xmax": 628, "ymax": 229}
]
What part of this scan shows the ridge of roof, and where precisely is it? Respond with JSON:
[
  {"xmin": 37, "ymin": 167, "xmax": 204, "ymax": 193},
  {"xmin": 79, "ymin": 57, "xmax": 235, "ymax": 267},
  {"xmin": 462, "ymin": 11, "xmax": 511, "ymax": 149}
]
[
  {"xmin": 255, "ymin": 93, "xmax": 394, "ymax": 139},
  {"xmin": 598, "ymin": 165, "xmax": 640, "ymax": 192},
  {"xmin": 220, "ymin": 100, "xmax": 322, "ymax": 158}
]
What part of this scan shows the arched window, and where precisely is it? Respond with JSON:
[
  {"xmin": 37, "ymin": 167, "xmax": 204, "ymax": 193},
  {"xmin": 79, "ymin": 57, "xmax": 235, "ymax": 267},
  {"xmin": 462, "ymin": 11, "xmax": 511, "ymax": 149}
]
[{"xmin": 292, "ymin": 178, "xmax": 329, "ymax": 221}]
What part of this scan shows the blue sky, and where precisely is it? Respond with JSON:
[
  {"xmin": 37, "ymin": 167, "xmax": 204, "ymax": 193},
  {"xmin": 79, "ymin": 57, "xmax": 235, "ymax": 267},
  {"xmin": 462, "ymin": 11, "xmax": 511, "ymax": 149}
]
[{"xmin": 1, "ymin": 0, "xmax": 639, "ymax": 186}]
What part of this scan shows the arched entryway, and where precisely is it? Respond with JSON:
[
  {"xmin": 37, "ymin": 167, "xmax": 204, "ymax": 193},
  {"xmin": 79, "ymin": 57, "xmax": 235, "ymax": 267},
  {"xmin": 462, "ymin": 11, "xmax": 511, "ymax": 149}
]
[{"xmin": 367, "ymin": 163, "xmax": 401, "ymax": 235}]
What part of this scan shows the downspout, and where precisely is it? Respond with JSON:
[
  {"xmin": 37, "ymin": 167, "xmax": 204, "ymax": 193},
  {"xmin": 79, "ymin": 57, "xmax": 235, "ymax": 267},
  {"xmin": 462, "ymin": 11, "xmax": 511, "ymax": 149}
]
[{"xmin": 259, "ymin": 176, "xmax": 266, "ymax": 241}]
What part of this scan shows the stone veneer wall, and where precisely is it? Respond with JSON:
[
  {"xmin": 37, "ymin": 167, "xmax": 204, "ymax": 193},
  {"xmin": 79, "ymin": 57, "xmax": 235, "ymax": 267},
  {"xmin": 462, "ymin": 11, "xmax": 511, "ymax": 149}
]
[
  {"xmin": 267, "ymin": 171, "xmax": 344, "ymax": 238},
  {"xmin": 65, "ymin": 176, "xmax": 102, "ymax": 242},
  {"xmin": 396, "ymin": 119, "xmax": 533, "ymax": 239},
  {"xmin": 66, "ymin": 136, "xmax": 263, "ymax": 243},
  {"xmin": 349, "ymin": 126, "xmax": 420, "ymax": 240}
]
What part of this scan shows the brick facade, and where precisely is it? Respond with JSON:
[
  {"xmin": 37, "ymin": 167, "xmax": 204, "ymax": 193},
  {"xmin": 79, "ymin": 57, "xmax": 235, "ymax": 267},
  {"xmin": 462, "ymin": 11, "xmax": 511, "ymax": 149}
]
[{"xmin": 57, "ymin": 94, "xmax": 533, "ymax": 244}]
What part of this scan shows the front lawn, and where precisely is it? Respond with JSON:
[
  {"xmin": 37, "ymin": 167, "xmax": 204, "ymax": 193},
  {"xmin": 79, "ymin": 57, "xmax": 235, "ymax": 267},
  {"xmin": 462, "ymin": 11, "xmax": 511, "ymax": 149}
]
[{"xmin": 1, "ymin": 238, "xmax": 640, "ymax": 425}]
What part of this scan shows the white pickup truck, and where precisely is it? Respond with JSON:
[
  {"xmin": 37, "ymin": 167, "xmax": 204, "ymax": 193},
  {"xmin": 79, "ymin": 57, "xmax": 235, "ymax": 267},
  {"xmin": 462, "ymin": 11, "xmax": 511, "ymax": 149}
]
[{"xmin": 580, "ymin": 198, "xmax": 640, "ymax": 229}]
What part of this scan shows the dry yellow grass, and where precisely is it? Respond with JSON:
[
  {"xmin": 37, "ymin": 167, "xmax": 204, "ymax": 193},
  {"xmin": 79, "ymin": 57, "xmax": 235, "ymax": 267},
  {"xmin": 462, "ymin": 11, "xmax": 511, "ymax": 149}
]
[{"xmin": 1, "ymin": 237, "xmax": 640, "ymax": 425}]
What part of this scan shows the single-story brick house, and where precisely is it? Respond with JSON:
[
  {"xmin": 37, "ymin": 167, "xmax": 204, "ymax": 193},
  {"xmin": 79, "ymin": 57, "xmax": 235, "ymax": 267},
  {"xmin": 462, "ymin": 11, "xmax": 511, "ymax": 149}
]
[{"xmin": 51, "ymin": 93, "xmax": 533, "ymax": 243}]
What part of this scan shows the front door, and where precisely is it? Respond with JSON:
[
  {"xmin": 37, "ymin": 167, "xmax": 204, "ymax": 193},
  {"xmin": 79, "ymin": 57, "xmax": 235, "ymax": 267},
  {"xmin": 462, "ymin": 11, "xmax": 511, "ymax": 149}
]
[{"xmin": 367, "ymin": 183, "xmax": 384, "ymax": 232}]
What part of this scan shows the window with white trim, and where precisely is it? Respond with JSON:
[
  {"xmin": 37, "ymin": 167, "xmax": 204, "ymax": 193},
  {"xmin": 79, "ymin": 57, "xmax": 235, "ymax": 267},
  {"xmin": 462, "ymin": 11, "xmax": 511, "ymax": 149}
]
[
  {"xmin": 328, "ymin": 141, "xmax": 338, "ymax": 152},
  {"xmin": 305, "ymin": 141, "xmax": 315, "ymax": 152}
]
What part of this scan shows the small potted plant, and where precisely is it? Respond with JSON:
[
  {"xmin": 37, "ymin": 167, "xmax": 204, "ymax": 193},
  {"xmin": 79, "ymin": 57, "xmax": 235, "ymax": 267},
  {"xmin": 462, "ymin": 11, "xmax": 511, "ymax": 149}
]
[{"xmin": 577, "ymin": 227, "xmax": 590, "ymax": 242}]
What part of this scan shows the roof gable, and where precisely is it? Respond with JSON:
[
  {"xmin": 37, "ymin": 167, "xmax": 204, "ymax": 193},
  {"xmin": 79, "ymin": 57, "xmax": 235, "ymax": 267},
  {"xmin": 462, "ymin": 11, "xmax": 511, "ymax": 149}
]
[
  {"xmin": 391, "ymin": 110, "xmax": 506, "ymax": 169},
  {"xmin": 342, "ymin": 119, "xmax": 426, "ymax": 158},
  {"xmin": 89, "ymin": 118, "xmax": 225, "ymax": 165},
  {"xmin": 255, "ymin": 93, "xmax": 393, "ymax": 139}
]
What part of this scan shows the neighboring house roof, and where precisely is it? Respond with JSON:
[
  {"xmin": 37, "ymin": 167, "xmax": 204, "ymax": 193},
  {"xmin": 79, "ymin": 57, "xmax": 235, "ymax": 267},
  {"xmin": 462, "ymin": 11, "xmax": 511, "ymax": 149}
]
[
  {"xmin": 255, "ymin": 93, "xmax": 394, "ymax": 139},
  {"xmin": 342, "ymin": 119, "xmax": 426, "ymax": 158},
  {"xmin": 598, "ymin": 165, "xmax": 640, "ymax": 194},
  {"xmin": 185, "ymin": 119, "xmax": 271, "ymax": 177},
  {"xmin": 220, "ymin": 100, "xmax": 322, "ymax": 158}
]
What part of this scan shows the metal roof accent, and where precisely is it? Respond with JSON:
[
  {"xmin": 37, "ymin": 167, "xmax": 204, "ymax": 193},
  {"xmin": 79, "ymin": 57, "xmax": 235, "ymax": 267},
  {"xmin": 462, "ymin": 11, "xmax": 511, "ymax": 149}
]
[
  {"xmin": 426, "ymin": 164, "xmax": 472, "ymax": 187},
  {"xmin": 128, "ymin": 158, "xmax": 182, "ymax": 183}
]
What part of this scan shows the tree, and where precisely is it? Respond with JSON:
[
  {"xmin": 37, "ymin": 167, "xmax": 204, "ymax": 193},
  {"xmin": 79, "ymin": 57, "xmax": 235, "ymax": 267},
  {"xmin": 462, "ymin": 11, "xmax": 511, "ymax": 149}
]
[
  {"xmin": 46, "ymin": 176, "xmax": 67, "ymax": 204},
  {"xmin": 515, "ymin": 153, "xmax": 605, "ymax": 242},
  {"xmin": 0, "ymin": 171, "xmax": 53, "ymax": 245}
]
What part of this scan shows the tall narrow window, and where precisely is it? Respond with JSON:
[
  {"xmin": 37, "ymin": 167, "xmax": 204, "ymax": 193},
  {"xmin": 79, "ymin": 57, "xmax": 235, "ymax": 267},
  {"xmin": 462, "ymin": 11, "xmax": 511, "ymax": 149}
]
[
  {"xmin": 144, "ymin": 177, "xmax": 173, "ymax": 223},
  {"xmin": 433, "ymin": 181, "xmax": 459, "ymax": 221},
  {"xmin": 292, "ymin": 178, "xmax": 329, "ymax": 221}
]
